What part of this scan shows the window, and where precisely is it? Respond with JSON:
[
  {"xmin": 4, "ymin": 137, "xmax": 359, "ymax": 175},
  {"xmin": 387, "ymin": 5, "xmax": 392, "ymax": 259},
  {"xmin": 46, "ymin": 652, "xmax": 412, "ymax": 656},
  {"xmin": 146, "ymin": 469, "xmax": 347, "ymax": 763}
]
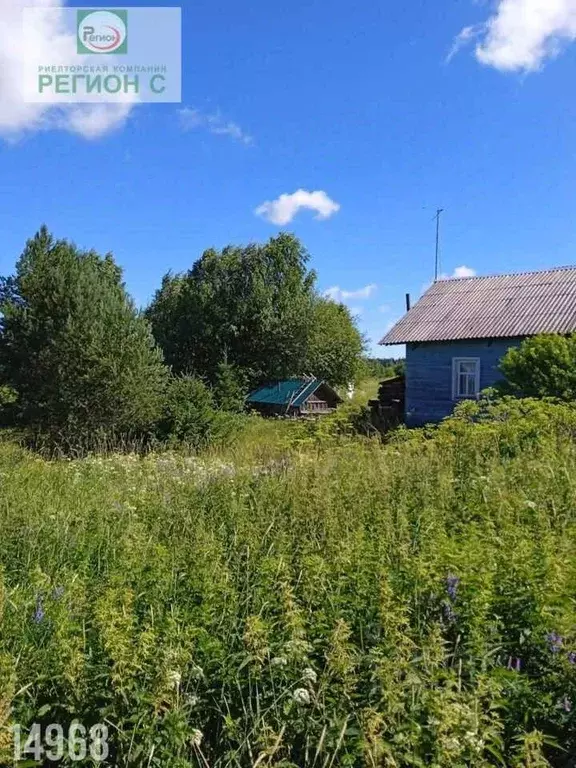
[{"xmin": 452, "ymin": 358, "xmax": 480, "ymax": 399}]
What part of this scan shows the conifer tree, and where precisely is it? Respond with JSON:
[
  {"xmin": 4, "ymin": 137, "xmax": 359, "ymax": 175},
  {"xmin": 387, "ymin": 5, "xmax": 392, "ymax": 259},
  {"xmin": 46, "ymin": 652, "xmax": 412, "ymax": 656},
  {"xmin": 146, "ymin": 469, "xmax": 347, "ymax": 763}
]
[{"xmin": 0, "ymin": 227, "xmax": 168, "ymax": 451}]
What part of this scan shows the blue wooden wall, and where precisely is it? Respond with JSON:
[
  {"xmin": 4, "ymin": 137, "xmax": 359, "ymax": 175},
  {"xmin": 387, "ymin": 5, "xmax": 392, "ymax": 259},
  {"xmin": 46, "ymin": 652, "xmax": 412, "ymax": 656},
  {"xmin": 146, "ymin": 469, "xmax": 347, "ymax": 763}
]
[{"xmin": 405, "ymin": 338, "xmax": 523, "ymax": 426}]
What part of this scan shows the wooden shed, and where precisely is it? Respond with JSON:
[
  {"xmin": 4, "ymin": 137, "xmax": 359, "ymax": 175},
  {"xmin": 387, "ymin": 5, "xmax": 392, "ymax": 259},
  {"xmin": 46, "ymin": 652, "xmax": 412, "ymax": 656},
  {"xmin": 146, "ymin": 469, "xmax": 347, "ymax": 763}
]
[{"xmin": 247, "ymin": 377, "xmax": 342, "ymax": 418}]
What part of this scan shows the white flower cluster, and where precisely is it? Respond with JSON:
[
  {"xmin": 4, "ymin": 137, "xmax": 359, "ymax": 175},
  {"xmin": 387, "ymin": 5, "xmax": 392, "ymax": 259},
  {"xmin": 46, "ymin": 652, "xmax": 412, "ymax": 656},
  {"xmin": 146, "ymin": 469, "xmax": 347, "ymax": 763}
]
[
  {"xmin": 190, "ymin": 729, "xmax": 203, "ymax": 747},
  {"xmin": 301, "ymin": 667, "xmax": 317, "ymax": 684},
  {"xmin": 166, "ymin": 669, "xmax": 182, "ymax": 690},
  {"xmin": 292, "ymin": 688, "xmax": 311, "ymax": 706}
]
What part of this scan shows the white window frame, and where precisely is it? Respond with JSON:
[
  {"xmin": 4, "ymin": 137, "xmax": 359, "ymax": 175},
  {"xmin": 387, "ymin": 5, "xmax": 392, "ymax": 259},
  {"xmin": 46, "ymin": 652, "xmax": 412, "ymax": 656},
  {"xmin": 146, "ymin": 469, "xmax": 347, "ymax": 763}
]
[{"xmin": 452, "ymin": 357, "xmax": 481, "ymax": 400}]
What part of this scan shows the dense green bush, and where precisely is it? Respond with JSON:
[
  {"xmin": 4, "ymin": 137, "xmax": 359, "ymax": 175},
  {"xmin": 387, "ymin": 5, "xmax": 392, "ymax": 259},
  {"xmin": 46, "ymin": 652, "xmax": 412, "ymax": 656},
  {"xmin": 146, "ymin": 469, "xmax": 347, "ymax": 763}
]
[
  {"xmin": 391, "ymin": 395, "xmax": 576, "ymax": 466},
  {"xmin": 156, "ymin": 374, "xmax": 241, "ymax": 449},
  {"xmin": 1, "ymin": 403, "xmax": 575, "ymax": 765},
  {"xmin": 499, "ymin": 333, "xmax": 576, "ymax": 400},
  {"xmin": 283, "ymin": 401, "xmax": 376, "ymax": 450}
]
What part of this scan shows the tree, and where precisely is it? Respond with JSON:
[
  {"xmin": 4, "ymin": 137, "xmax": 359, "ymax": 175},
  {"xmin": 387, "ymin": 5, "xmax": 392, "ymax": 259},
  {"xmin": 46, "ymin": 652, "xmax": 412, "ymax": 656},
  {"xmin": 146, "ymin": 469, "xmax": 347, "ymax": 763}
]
[
  {"xmin": 212, "ymin": 362, "xmax": 247, "ymax": 412},
  {"xmin": 499, "ymin": 333, "xmax": 576, "ymax": 400},
  {"xmin": 304, "ymin": 298, "xmax": 365, "ymax": 386},
  {"xmin": 0, "ymin": 227, "xmax": 168, "ymax": 450},
  {"xmin": 144, "ymin": 271, "xmax": 187, "ymax": 371},
  {"xmin": 147, "ymin": 234, "xmax": 365, "ymax": 388},
  {"xmin": 156, "ymin": 374, "xmax": 240, "ymax": 448},
  {"xmin": 147, "ymin": 234, "xmax": 316, "ymax": 385}
]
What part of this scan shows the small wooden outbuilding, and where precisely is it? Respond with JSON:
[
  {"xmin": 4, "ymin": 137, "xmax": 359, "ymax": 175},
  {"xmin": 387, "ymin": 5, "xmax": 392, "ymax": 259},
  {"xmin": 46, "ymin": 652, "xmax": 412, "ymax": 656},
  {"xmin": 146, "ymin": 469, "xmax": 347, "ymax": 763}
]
[{"xmin": 247, "ymin": 377, "xmax": 342, "ymax": 418}]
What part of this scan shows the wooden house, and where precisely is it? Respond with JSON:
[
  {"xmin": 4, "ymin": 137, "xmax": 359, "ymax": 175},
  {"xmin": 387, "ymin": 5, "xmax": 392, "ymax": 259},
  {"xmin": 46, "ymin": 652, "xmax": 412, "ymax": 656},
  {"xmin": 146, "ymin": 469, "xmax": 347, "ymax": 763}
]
[
  {"xmin": 380, "ymin": 266, "xmax": 576, "ymax": 426},
  {"xmin": 247, "ymin": 378, "xmax": 342, "ymax": 418}
]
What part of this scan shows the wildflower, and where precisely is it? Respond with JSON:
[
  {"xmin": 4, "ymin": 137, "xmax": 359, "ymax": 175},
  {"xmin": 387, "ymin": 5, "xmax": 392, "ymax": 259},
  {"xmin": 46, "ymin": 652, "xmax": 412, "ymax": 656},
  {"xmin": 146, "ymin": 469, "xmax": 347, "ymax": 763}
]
[
  {"xmin": 444, "ymin": 737, "xmax": 460, "ymax": 752},
  {"xmin": 270, "ymin": 656, "xmax": 288, "ymax": 667},
  {"xmin": 507, "ymin": 657, "xmax": 522, "ymax": 673},
  {"xmin": 568, "ymin": 651, "xmax": 576, "ymax": 665},
  {"xmin": 547, "ymin": 632, "xmax": 564, "ymax": 654},
  {"xmin": 284, "ymin": 638, "xmax": 313, "ymax": 658},
  {"xmin": 166, "ymin": 670, "xmax": 182, "ymax": 690},
  {"xmin": 190, "ymin": 729, "xmax": 203, "ymax": 747},
  {"xmin": 53, "ymin": 586, "xmax": 64, "ymax": 600},
  {"xmin": 301, "ymin": 667, "xmax": 317, "ymax": 684},
  {"xmin": 189, "ymin": 664, "xmax": 204, "ymax": 680},
  {"xmin": 446, "ymin": 575, "xmax": 459, "ymax": 601},
  {"xmin": 558, "ymin": 696, "xmax": 572, "ymax": 713},
  {"xmin": 292, "ymin": 688, "xmax": 311, "ymax": 706},
  {"xmin": 443, "ymin": 602, "xmax": 457, "ymax": 624},
  {"xmin": 33, "ymin": 596, "xmax": 45, "ymax": 624}
]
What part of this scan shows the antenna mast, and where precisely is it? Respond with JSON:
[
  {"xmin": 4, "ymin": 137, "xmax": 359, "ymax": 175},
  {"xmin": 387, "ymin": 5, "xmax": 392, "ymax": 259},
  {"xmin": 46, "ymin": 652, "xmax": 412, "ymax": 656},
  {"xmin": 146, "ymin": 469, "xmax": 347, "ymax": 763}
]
[{"xmin": 434, "ymin": 208, "xmax": 444, "ymax": 282}]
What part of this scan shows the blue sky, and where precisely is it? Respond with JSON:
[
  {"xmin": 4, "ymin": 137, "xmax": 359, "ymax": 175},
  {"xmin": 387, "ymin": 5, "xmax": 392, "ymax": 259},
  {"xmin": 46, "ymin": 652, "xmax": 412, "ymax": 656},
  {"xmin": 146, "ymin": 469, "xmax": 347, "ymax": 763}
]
[{"xmin": 2, "ymin": 0, "xmax": 576, "ymax": 355}]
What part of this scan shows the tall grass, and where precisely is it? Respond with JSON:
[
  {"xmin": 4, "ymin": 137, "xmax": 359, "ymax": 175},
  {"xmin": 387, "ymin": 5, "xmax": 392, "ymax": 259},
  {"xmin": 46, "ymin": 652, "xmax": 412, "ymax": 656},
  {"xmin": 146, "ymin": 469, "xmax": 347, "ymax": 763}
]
[{"xmin": 1, "ymin": 400, "xmax": 576, "ymax": 766}]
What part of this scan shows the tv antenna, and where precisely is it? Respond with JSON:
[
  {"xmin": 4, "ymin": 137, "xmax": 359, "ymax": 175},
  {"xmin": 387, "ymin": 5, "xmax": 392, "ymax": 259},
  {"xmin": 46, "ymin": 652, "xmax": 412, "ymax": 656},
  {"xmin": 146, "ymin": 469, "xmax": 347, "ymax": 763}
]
[{"xmin": 434, "ymin": 208, "xmax": 444, "ymax": 282}]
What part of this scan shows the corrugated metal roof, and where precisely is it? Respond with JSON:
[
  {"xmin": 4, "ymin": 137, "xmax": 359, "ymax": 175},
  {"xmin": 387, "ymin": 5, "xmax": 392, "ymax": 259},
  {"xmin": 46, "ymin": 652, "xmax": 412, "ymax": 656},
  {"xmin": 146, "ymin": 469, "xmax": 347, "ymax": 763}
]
[
  {"xmin": 380, "ymin": 266, "xmax": 576, "ymax": 345},
  {"xmin": 247, "ymin": 378, "xmax": 323, "ymax": 407},
  {"xmin": 292, "ymin": 378, "xmax": 322, "ymax": 406}
]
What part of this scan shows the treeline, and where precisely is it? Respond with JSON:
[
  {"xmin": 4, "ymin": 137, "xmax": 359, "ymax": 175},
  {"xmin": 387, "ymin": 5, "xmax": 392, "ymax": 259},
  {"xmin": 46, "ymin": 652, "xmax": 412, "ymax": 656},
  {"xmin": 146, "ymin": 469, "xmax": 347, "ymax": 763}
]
[
  {"xmin": 0, "ymin": 228, "xmax": 366, "ymax": 454},
  {"xmin": 363, "ymin": 357, "xmax": 405, "ymax": 379}
]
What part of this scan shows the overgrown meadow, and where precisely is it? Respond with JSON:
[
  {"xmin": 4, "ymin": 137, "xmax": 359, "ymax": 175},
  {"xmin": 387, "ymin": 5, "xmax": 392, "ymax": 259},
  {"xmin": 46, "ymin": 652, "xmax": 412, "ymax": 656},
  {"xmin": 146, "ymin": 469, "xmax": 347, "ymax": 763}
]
[{"xmin": 2, "ymin": 399, "xmax": 576, "ymax": 766}]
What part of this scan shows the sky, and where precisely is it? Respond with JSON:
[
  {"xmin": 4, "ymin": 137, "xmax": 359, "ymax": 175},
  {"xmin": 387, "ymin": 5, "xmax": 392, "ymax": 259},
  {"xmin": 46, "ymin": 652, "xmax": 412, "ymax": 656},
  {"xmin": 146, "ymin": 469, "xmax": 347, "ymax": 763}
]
[{"xmin": 2, "ymin": 0, "xmax": 576, "ymax": 356}]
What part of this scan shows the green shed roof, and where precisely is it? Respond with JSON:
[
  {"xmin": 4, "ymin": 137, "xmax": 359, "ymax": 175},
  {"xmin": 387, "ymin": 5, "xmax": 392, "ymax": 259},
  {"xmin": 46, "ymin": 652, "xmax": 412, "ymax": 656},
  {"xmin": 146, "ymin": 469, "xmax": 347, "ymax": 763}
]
[{"xmin": 247, "ymin": 378, "xmax": 325, "ymax": 407}]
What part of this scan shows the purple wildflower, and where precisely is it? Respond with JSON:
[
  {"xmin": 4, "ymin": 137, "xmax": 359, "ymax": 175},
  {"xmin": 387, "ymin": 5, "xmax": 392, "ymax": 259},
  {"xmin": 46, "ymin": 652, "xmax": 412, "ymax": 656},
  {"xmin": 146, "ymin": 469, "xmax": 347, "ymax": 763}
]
[
  {"xmin": 560, "ymin": 696, "xmax": 573, "ymax": 713},
  {"xmin": 507, "ymin": 656, "xmax": 522, "ymax": 672},
  {"xmin": 446, "ymin": 575, "xmax": 459, "ymax": 601},
  {"xmin": 53, "ymin": 586, "xmax": 64, "ymax": 600},
  {"xmin": 33, "ymin": 596, "xmax": 45, "ymax": 624},
  {"xmin": 443, "ymin": 602, "xmax": 457, "ymax": 624},
  {"xmin": 568, "ymin": 651, "xmax": 576, "ymax": 665},
  {"xmin": 547, "ymin": 632, "xmax": 564, "ymax": 654}
]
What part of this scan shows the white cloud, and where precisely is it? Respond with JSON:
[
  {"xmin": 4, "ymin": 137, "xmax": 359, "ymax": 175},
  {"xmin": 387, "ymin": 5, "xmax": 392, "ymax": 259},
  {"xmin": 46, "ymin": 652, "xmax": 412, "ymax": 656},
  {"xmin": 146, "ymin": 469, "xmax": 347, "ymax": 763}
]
[
  {"xmin": 420, "ymin": 266, "xmax": 477, "ymax": 293},
  {"xmin": 451, "ymin": 0, "xmax": 576, "ymax": 72},
  {"xmin": 179, "ymin": 107, "xmax": 253, "ymax": 145},
  {"xmin": 324, "ymin": 284, "xmax": 378, "ymax": 302},
  {"xmin": 255, "ymin": 189, "xmax": 341, "ymax": 226},
  {"xmin": 435, "ymin": 266, "xmax": 478, "ymax": 281},
  {"xmin": 51, "ymin": 104, "xmax": 133, "ymax": 140},
  {"xmin": 445, "ymin": 25, "xmax": 484, "ymax": 64},
  {"xmin": 0, "ymin": 0, "xmax": 136, "ymax": 140},
  {"xmin": 452, "ymin": 265, "xmax": 477, "ymax": 278},
  {"xmin": 347, "ymin": 306, "xmax": 364, "ymax": 316}
]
